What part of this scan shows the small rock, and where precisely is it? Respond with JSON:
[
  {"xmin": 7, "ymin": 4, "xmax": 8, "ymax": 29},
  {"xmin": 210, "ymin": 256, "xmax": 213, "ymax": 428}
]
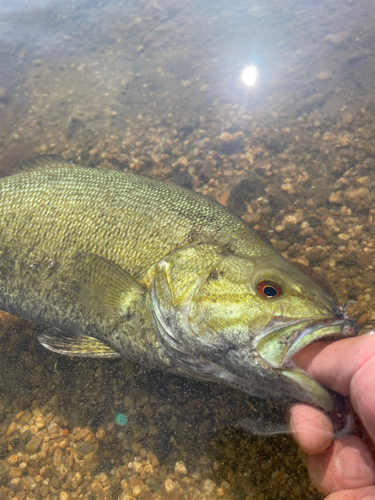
[
  {"xmin": 54, "ymin": 448, "xmax": 62, "ymax": 467},
  {"xmin": 39, "ymin": 484, "xmax": 49, "ymax": 497},
  {"xmin": 131, "ymin": 442, "xmax": 142, "ymax": 454},
  {"xmin": 25, "ymin": 434, "xmax": 44, "ymax": 455},
  {"xmin": 203, "ymin": 479, "xmax": 216, "ymax": 495},
  {"xmin": 317, "ymin": 71, "xmax": 332, "ymax": 80},
  {"xmin": 51, "ymin": 476, "xmax": 60, "ymax": 488},
  {"xmin": 132, "ymin": 485, "xmax": 142, "ymax": 497},
  {"xmin": 272, "ymin": 240, "xmax": 290, "ymax": 252},
  {"xmin": 329, "ymin": 192, "xmax": 344, "ymax": 204},
  {"xmin": 175, "ymin": 156, "xmax": 189, "ymax": 168},
  {"xmin": 175, "ymin": 461, "xmax": 187, "ymax": 475},
  {"xmin": 76, "ymin": 441, "xmax": 94, "ymax": 454},
  {"xmin": 164, "ymin": 478, "xmax": 177, "ymax": 494},
  {"xmin": 7, "ymin": 454, "xmax": 19, "ymax": 465},
  {"xmin": 83, "ymin": 451, "xmax": 96, "ymax": 464},
  {"xmin": 356, "ymin": 251, "xmax": 373, "ymax": 269},
  {"xmin": 7, "ymin": 422, "xmax": 17, "ymax": 436},
  {"xmin": 344, "ymin": 187, "xmax": 370, "ymax": 203},
  {"xmin": 282, "ymin": 214, "xmax": 298, "ymax": 226},
  {"xmin": 357, "ymin": 313, "xmax": 369, "ymax": 328},
  {"xmin": 172, "ymin": 170, "xmax": 192, "ymax": 189},
  {"xmin": 325, "ymin": 32, "xmax": 349, "ymax": 45},
  {"xmin": 21, "ymin": 430, "xmax": 31, "ymax": 443}
]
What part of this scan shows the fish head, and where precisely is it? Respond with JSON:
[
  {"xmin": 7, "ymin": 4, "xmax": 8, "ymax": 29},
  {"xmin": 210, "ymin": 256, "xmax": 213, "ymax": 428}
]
[{"xmin": 150, "ymin": 243, "xmax": 358, "ymax": 411}]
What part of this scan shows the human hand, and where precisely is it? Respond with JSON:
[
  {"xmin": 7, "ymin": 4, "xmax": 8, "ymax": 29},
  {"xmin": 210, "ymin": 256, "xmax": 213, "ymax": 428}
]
[{"xmin": 290, "ymin": 332, "xmax": 375, "ymax": 499}]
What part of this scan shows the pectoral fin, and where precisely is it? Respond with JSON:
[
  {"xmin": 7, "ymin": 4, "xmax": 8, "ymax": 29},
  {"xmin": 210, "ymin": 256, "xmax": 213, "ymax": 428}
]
[
  {"xmin": 38, "ymin": 328, "xmax": 121, "ymax": 358},
  {"xmin": 71, "ymin": 253, "xmax": 145, "ymax": 316}
]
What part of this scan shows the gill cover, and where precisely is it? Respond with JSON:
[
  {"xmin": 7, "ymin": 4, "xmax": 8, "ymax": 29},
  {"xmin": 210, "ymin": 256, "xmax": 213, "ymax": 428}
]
[{"xmin": 150, "ymin": 244, "xmax": 224, "ymax": 359}]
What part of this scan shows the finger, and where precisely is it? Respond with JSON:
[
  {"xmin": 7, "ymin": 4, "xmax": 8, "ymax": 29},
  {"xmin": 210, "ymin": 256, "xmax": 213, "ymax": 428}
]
[
  {"xmin": 325, "ymin": 485, "xmax": 375, "ymax": 500},
  {"xmin": 294, "ymin": 332, "xmax": 375, "ymax": 396},
  {"xmin": 351, "ymin": 354, "xmax": 375, "ymax": 444},
  {"xmin": 307, "ymin": 435, "xmax": 375, "ymax": 495},
  {"xmin": 288, "ymin": 403, "xmax": 333, "ymax": 455}
]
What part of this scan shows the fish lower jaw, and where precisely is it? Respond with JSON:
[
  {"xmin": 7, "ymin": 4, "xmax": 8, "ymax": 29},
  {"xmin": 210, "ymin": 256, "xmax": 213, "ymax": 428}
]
[
  {"xmin": 255, "ymin": 317, "xmax": 358, "ymax": 411},
  {"xmin": 279, "ymin": 367, "xmax": 337, "ymax": 411}
]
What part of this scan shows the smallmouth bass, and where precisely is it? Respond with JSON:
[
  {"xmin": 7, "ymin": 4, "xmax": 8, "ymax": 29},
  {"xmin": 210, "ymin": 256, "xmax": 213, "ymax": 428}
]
[{"xmin": 0, "ymin": 155, "xmax": 357, "ymax": 410}]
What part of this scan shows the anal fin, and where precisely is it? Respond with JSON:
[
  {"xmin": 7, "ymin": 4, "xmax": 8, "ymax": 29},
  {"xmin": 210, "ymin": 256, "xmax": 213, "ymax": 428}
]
[{"xmin": 38, "ymin": 328, "xmax": 121, "ymax": 358}]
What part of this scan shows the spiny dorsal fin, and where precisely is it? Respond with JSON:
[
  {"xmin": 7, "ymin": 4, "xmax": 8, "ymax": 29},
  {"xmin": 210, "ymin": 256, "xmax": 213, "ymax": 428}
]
[
  {"xmin": 38, "ymin": 328, "xmax": 121, "ymax": 358},
  {"xmin": 72, "ymin": 253, "xmax": 145, "ymax": 316},
  {"xmin": 20, "ymin": 154, "xmax": 84, "ymax": 172}
]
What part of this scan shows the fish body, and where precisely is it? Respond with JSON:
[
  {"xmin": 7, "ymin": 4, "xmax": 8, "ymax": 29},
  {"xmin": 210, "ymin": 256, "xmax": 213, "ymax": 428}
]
[{"xmin": 0, "ymin": 156, "xmax": 357, "ymax": 410}]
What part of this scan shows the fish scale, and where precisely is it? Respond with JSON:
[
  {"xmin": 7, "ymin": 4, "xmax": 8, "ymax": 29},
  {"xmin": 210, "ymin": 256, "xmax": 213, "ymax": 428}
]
[{"xmin": 0, "ymin": 155, "xmax": 357, "ymax": 412}]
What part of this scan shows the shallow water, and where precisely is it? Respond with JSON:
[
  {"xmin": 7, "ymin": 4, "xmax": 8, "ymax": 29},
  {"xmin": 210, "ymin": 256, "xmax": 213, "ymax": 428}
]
[{"xmin": 0, "ymin": 0, "xmax": 375, "ymax": 499}]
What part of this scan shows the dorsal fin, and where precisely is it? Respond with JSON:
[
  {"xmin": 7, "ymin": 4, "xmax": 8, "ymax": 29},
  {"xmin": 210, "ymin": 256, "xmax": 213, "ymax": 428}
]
[{"xmin": 20, "ymin": 154, "xmax": 84, "ymax": 172}]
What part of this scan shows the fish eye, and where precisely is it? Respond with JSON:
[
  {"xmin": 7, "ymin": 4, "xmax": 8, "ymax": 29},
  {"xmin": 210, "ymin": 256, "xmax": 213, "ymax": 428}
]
[{"xmin": 257, "ymin": 281, "xmax": 283, "ymax": 298}]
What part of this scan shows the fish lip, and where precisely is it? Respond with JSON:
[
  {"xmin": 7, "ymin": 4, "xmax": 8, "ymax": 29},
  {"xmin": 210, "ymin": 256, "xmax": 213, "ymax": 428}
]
[
  {"xmin": 280, "ymin": 316, "xmax": 359, "ymax": 368},
  {"xmin": 254, "ymin": 315, "xmax": 358, "ymax": 411},
  {"xmin": 256, "ymin": 315, "xmax": 358, "ymax": 371}
]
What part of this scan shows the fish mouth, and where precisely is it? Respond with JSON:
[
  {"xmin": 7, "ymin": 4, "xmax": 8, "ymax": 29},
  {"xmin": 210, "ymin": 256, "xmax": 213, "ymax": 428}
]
[{"xmin": 256, "ymin": 315, "xmax": 358, "ymax": 411}]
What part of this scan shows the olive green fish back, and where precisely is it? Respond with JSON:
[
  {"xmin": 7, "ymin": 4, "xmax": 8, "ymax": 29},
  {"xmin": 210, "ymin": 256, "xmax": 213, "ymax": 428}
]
[{"xmin": 0, "ymin": 156, "xmax": 273, "ymax": 281}]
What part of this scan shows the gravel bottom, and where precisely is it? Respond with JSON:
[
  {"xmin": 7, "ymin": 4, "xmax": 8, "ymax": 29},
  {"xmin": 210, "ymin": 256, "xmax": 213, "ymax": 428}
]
[{"xmin": 0, "ymin": 312, "xmax": 322, "ymax": 500}]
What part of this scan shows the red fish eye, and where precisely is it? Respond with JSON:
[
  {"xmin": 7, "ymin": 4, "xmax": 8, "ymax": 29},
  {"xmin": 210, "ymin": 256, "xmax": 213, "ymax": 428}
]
[{"xmin": 257, "ymin": 281, "xmax": 282, "ymax": 298}]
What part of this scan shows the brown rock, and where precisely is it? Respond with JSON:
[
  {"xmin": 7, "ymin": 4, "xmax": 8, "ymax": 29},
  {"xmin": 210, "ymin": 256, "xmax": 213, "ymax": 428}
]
[
  {"xmin": 356, "ymin": 251, "xmax": 373, "ymax": 269},
  {"xmin": 357, "ymin": 313, "xmax": 369, "ymax": 328},
  {"xmin": 25, "ymin": 434, "xmax": 44, "ymax": 455}
]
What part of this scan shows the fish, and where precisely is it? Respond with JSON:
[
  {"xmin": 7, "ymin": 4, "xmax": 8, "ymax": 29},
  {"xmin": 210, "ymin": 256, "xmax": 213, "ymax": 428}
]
[{"xmin": 0, "ymin": 155, "xmax": 358, "ymax": 411}]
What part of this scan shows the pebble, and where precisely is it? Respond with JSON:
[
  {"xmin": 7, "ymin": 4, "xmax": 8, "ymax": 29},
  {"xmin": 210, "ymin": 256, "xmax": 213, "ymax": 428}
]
[
  {"xmin": 317, "ymin": 71, "xmax": 332, "ymax": 80},
  {"xmin": 40, "ymin": 484, "xmax": 50, "ymax": 497},
  {"xmin": 329, "ymin": 191, "xmax": 344, "ymax": 204},
  {"xmin": 203, "ymin": 479, "xmax": 216, "ymax": 494},
  {"xmin": 7, "ymin": 454, "xmax": 19, "ymax": 465},
  {"xmin": 357, "ymin": 313, "xmax": 369, "ymax": 327},
  {"xmin": 6, "ymin": 422, "xmax": 18, "ymax": 436},
  {"xmin": 164, "ymin": 478, "xmax": 177, "ymax": 493},
  {"xmin": 132, "ymin": 484, "xmax": 142, "ymax": 497},
  {"xmin": 344, "ymin": 187, "xmax": 370, "ymax": 203},
  {"xmin": 325, "ymin": 32, "xmax": 349, "ymax": 44},
  {"xmin": 25, "ymin": 434, "xmax": 44, "ymax": 455},
  {"xmin": 282, "ymin": 214, "xmax": 298, "ymax": 226},
  {"xmin": 174, "ymin": 461, "xmax": 187, "ymax": 475},
  {"xmin": 281, "ymin": 182, "xmax": 294, "ymax": 194},
  {"xmin": 76, "ymin": 441, "xmax": 95, "ymax": 454},
  {"xmin": 54, "ymin": 448, "xmax": 62, "ymax": 466}
]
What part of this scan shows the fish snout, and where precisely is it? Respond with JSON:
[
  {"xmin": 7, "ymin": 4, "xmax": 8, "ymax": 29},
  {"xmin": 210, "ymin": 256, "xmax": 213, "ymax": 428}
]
[{"xmin": 341, "ymin": 318, "xmax": 359, "ymax": 337}]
